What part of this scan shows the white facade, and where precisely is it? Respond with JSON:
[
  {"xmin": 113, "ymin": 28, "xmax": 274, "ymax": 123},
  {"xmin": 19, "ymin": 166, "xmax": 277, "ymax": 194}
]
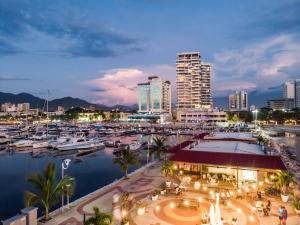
[
  {"xmin": 17, "ymin": 103, "xmax": 30, "ymax": 112},
  {"xmin": 228, "ymin": 91, "xmax": 248, "ymax": 111},
  {"xmin": 138, "ymin": 76, "xmax": 171, "ymax": 114},
  {"xmin": 283, "ymin": 82, "xmax": 295, "ymax": 99},
  {"xmin": 176, "ymin": 52, "xmax": 212, "ymax": 110},
  {"xmin": 177, "ymin": 109, "xmax": 227, "ymax": 125},
  {"xmin": 1, "ymin": 103, "xmax": 17, "ymax": 112}
]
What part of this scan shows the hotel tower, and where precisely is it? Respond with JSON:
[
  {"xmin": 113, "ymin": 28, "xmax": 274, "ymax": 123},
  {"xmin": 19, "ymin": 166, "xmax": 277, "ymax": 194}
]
[
  {"xmin": 137, "ymin": 76, "xmax": 171, "ymax": 114},
  {"xmin": 176, "ymin": 52, "xmax": 212, "ymax": 110}
]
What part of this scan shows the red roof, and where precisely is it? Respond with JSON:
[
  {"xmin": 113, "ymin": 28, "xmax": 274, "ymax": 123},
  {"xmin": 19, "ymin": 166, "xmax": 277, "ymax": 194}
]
[{"xmin": 170, "ymin": 150, "xmax": 287, "ymax": 171}]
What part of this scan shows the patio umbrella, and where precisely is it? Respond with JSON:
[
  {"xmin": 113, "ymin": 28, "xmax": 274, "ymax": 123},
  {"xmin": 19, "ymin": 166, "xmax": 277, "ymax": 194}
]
[{"xmin": 210, "ymin": 204, "xmax": 216, "ymax": 225}]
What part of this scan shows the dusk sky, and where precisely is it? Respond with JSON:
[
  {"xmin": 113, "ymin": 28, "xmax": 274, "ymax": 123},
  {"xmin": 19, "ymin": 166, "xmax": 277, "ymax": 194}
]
[{"xmin": 0, "ymin": 0, "xmax": 299, "ymax": 105}]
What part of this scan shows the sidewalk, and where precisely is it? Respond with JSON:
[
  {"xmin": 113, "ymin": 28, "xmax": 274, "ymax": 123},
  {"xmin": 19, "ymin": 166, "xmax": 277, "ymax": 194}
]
[{"xmin": 43, "ymin": 162, "xmax": 164, "ymax": 225}]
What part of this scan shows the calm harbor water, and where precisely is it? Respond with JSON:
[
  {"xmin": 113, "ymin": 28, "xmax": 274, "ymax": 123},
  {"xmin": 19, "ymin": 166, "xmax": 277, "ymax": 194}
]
[
  {"xmin": 0, "ymin": 134, "xmax": 186, "ymax": 220},
  {"xmin": 0, "ymin": 148, "xmax": 147, "ymax": 220}
]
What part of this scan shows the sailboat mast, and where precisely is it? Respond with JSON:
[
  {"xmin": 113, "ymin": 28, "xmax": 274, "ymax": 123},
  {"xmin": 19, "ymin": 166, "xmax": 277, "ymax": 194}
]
[{"xmin": 46, "ymin": 89, "xmax": 49, "ymax": 136}]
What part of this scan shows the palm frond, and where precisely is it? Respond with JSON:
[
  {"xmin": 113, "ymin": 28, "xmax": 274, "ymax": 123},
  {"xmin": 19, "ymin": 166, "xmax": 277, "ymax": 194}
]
[{"xmin": 24, "ymin": 191, "xmax": 40, "ymax": 207}]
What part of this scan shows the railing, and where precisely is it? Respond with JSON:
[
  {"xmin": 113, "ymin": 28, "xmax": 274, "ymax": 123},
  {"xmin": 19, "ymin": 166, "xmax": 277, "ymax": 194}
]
[{"xmin": 42, "ymin": 161, "xmax": 158, "ymax": 220}]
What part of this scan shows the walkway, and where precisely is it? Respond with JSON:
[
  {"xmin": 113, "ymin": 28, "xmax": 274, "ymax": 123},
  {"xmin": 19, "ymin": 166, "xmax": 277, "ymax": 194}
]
[{"xmin": 43, "ymin": 162, "xmax": 164, "ymax": 225}]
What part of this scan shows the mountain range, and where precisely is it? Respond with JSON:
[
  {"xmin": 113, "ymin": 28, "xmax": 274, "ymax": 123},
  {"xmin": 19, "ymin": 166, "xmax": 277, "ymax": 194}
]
[
  {"xmin": 0, "ymin": 92, "xmax": 137, "ymax": 112},
  {"xmin": 0, "ymin": 89, "xmax": 282, "ymax": 111}
]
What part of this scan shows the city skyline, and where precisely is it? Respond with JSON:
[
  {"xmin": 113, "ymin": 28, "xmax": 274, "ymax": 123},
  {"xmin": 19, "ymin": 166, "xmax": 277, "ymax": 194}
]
[{"xmin": 0, "ymin": 0, "xmax": 299, "ymax": 106}]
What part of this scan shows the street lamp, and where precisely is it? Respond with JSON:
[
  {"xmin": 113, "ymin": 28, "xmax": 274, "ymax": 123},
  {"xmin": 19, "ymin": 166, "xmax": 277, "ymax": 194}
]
[
  {"xmin": 61, "ymin": 158, "xmax": 71, "ymax": 210},
  {"xmin": 147, "ymin": 135, "xmax": 153, "ymax": 164},
  {"xmin": 65, "ymin": 177, "xmax": 74, "ymax": 209}
]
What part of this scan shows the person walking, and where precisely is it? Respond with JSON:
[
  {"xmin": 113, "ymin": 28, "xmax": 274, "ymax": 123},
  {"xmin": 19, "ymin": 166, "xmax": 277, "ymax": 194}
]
[
  {"xmin": 281, "ymin": 206, "xmax": 288, "ymax": 225},
  {"xmin": 278, "ymin": 205, "xmax": 283, "ymax": 225}
]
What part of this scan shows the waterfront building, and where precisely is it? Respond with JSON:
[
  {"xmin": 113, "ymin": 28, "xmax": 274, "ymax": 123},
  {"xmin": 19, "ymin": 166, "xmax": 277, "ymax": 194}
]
[
  {"xmin": 170, "ymin": 146, "xmax": 286, "ymax": 190},
  {"xmin": 228, "ymin": 91, "xmax": 248, "ymax": 111},
  {"xmin": 138, "ymin": 76, "xmax": 171, "ymax": 114},
  {"xmin": 17, "ymin": 103, "xmax": 30, "ymax": 112},
  {"xmin": 267, "ymin": 98, "xmax": 295, "ymax": 111},
  {"xmin": 1, "ymin": 103, "xmax": 17, "ymax": 112},
  {"xmin": 176, "ymin": 109, "xmax": 227, "ymax": 126},
  {"xmin": 176, "ymin": 52, "xmax": 212, "ymax": 110},
  {"xmin": 295, "ymin": 79, "xmax": 300, "ymax": 108},
  {"xmin": 283, "ymin": 81, "xmax": 295, "ymax": 99}
]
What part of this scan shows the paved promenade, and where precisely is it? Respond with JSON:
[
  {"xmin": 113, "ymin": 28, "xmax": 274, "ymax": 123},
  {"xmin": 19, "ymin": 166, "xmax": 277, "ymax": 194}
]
[
  {"xmin": 43, "ymin": 162, "xmax": 164, "ymax": 225},
  {"xmin": 42, "ymin": 161, "xmax": 300, "ymax": 225}
]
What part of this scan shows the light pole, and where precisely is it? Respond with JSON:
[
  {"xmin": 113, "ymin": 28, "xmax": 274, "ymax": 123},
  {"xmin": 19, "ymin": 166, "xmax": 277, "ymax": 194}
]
[
  {"xmin": 61, "ymin": 158, "xmax": 71, "ymax": 210},
  {"xmin": 147, "ymin": 135, "xmax": 152, "ymax": 164},
  {"xmin": 65, "ymin": 177, "xmax": 74, "ymax": 209}
]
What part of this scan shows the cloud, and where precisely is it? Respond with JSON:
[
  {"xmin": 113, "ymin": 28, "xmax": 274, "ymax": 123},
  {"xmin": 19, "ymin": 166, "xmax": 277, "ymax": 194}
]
[
  {"xmin": 0, "ymin": 39, "xmax": 22, "ymax": 55},
  {"xmin": 91, "ymin": 88, "xmax": 107, "ymax": 92},
  {"xmin": 0, "ymin": 75, "xmax": 30, "ymax": 81},
  {"xmin": 86, "ymin": 64, "xmax": 175, "ymax": 105},
  {"xmin": 212, "ymin": 34, "xmax": 300, "ymax": 96},
  {"xmin": 237, "ymin": 0, "xmax": 300, "ymax": 40},
  {"xmin": 0, "ymin": 0, "xmax": 144, "ymax": 57}
]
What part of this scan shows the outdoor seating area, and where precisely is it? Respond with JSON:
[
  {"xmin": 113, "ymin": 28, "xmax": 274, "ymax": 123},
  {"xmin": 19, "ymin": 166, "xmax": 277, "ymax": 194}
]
[{"xmin": 123, "ymin": 166, "xmax": 299, "ymax": 225}]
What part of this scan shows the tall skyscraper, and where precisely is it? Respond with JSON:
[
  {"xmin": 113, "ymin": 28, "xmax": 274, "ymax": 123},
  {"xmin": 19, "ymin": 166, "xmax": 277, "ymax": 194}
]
[
  {"xmin": 295, "ymin": 80, "xmax": 300, "ymax": 108},
  {"xmin": 176, "ymin": 52, "xmax": 212, "ymax": 110},
  {"xmin": 228, "ymin": 91, "xmax": 248, "ymax": 111},
  {"xmin": 283, "ymin": 82, "xmax": 295, "ymax": 99},
  {"xmin": 137, "ymin": 76, "xmax": 171, "ymax": 114}
]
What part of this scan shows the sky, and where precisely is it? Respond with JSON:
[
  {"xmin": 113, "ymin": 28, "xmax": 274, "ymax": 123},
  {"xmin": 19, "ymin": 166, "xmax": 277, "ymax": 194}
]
[{"xmin": 0, "ymin": 0, "xmax": 299, "ymax": 105}]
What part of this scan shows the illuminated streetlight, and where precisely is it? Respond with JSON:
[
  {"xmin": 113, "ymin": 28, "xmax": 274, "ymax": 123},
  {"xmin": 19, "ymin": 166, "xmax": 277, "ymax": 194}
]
[{"xmin": 61, "ymin": 158, "xmax": 71, "ymax": 210}]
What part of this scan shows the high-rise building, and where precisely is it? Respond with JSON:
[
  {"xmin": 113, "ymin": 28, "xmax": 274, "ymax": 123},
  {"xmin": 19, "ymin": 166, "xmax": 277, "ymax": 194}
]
[
  {"xmin": 283, "ymin": 82, "xmax": 295, "ymax": 99},
  {"xmin": 137, "ymin": 76, "xmax": 171, "ymax": 114},
  {"xmin": 267, "ymin": 99, "xmax": 294, "ymax": 111},
  {"xmin": 228, "ymin": 91, "xmax": 248, "ymax": 111},
  {"xmin": 295, "ymin": 80, "xmax": 300, "ymax": 108},
  {"xmin": 17, "ymin": 103, "xmax": 30, "ymax": 112},
  {"xmin": 176, "ymin": 52, "xmax": 212, "ymax": 110},
  {"xmin": 1, "ymin": 103, "xmax": 17, "ymax": 112}
]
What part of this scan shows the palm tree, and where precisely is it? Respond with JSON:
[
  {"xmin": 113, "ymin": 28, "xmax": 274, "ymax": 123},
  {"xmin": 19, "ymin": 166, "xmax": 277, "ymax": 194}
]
[
  {"xmin": 152, "ymin": 136, "xmax": 167, "ymax": 160},
  {"xmin": 24, "ymin": 162, "xmax": 75, "ymax": 221},
  {"xmin": 161, "ymin": 160, "xmax": 173, "ymax": 179},
  {"xmin": 114, "ymin": 147, "xmax": 140, "ymax": 178},
  {"xmin": 274, "ymin": 171, "xmax": 295, "ymax": 195},
  {"xmin": 85, "ymin": 207, "xmax": 112, "ymax": 225}
]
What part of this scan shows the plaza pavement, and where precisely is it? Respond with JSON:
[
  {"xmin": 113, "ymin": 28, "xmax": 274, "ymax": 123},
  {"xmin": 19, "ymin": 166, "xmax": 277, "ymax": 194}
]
[{"xmin": 42, "ymin": 161, "xmax": 299, "ymax": 225}]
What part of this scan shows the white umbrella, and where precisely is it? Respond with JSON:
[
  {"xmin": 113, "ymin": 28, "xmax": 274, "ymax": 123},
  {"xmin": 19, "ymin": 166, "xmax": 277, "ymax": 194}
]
[{"xmin": 210, "ymin": 204, "xmax": 216, "ymax": 225}]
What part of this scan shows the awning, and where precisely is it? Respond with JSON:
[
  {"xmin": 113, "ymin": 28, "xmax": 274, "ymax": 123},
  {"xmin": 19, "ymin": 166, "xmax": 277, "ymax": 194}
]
[{"xmin": 170, "ymin": 150, "xmax": 287, "ymax": 171}]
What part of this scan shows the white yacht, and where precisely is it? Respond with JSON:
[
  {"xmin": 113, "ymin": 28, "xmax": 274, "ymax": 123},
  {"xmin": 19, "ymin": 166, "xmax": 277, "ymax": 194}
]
[
  {"xmin": 57, "ymin": 137, "xmax": 93, "ymax": 151},
  {"xmin": 32, "ymin": 131, "xmax": 48, "ymax": 140},
  {"xmin": 0, "ymin": 133, "xmax": 10, "ymax": 144},
  {"xmin": 49, "ymin": 135, "xmax": 72, "ymax": 149},
  {"xmin": 128, "ymin": 141, "xmax": 141, "ymax": 151},
  {"xmin": 33, "ymin": 140, "xmax": 50, "ymax": 149},
  {"xmin": 13, "ymin": 140, "xmax": 34, "ymax": 148}
]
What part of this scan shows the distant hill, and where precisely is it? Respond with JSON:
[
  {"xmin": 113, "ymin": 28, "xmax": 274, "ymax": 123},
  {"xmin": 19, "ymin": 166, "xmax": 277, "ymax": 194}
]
[
  {"xmin": 0, "ymin": 92, "xmax": 45, "ymax": 108},
  {"xmin": 0, "ymin": 92, "xmax": 137, "ymax": 111},
  {"xmin": 213, "ymin": 89, "xmax": 282, "ymax": 109},
  {"xmin": 0, "ymin": 88, "xmax": 282, "ymax": 112}
]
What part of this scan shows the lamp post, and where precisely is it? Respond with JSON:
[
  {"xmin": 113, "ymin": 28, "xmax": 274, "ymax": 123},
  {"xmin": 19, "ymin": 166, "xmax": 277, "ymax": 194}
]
[
  {"xmin": 147, "ymin": 135, "xmax": 152, "ymax": 164},
  {"xmin": 65, "ymin": 178, "xmax": 74, "ymax": 209},
  {"xmin": 61, "ymin": 158, "xmax": 71, "ymax": 210}
]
